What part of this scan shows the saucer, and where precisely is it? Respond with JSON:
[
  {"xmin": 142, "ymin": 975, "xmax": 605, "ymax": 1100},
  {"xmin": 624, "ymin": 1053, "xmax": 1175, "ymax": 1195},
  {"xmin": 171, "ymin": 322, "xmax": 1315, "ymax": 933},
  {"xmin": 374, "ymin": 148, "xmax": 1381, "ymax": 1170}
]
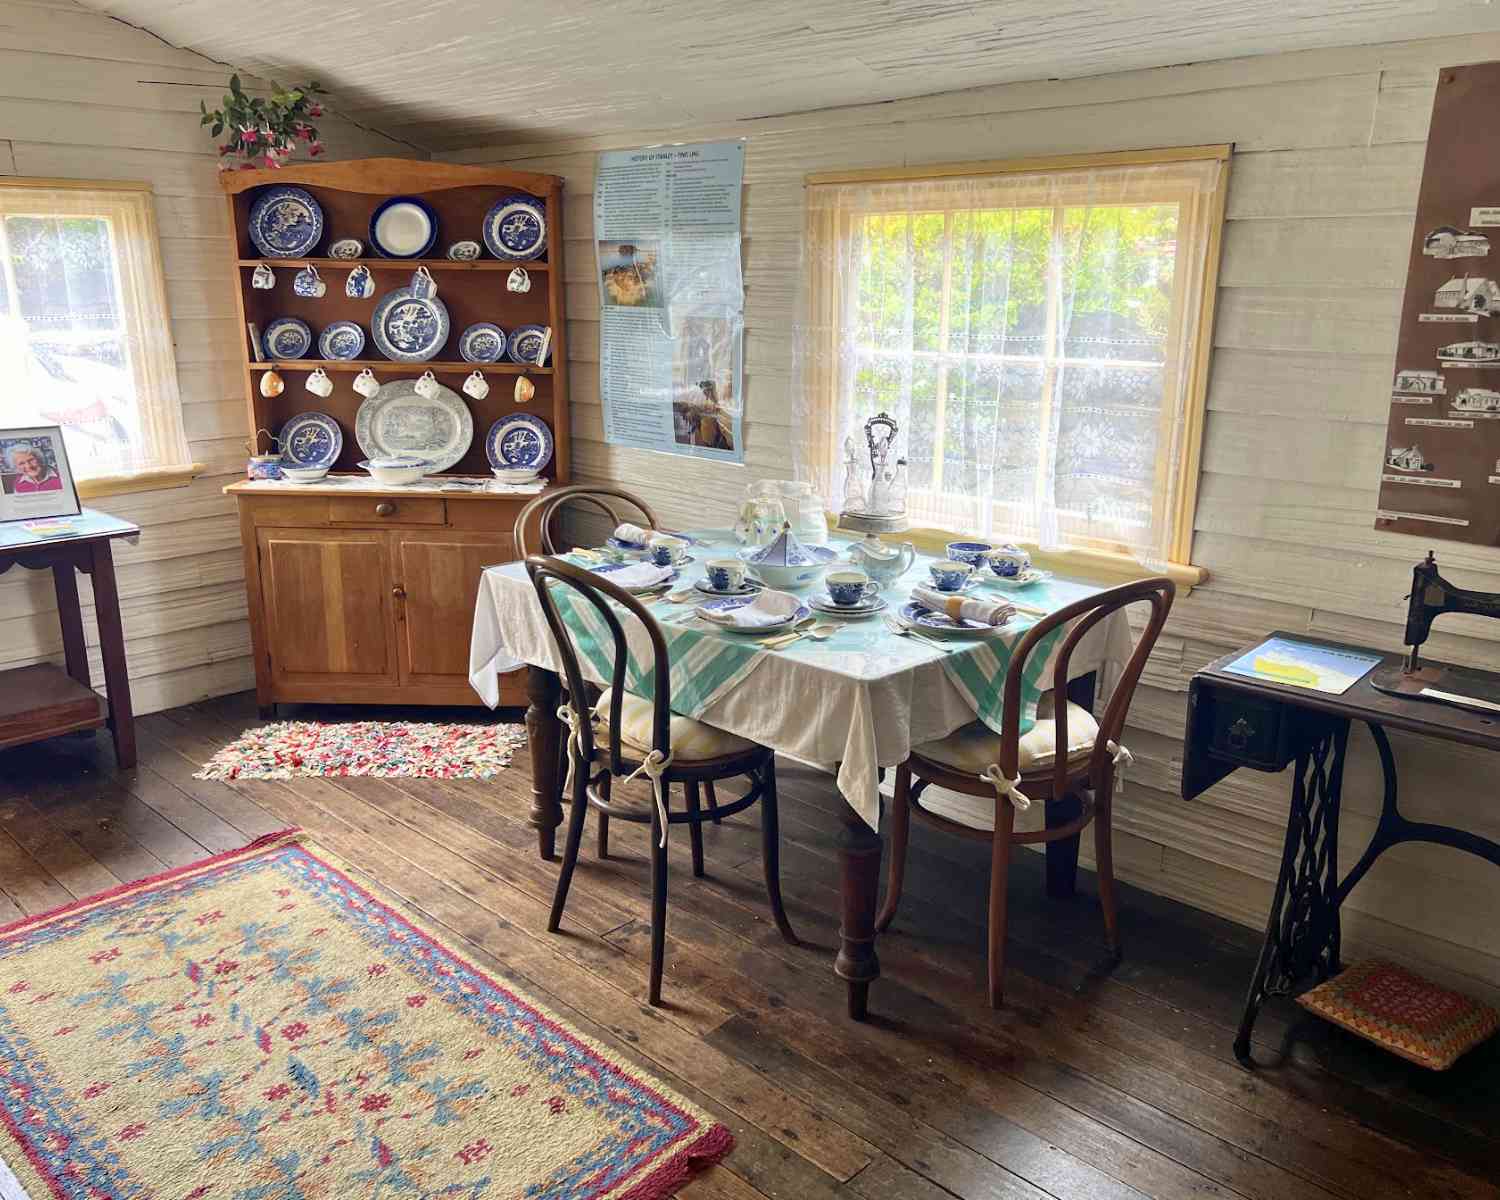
[
  {"xmin": 694, "ymin": 577, "xmax": 763, "ymax": 597},
  {"xmin": 984, "ymin": 567, "xmax": 1052, "ymax": 588},
  {"xmin": 926, "ymin": 574, "xmax": 982, "ymax": 595},
  {"xmin": 810, "ymin": 595, "xmax": 887, "ymax": 617}
]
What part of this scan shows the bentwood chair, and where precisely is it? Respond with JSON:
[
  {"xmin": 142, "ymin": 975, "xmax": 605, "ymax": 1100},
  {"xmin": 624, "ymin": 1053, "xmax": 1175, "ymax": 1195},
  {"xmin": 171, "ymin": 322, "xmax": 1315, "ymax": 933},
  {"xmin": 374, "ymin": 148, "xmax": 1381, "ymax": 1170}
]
[
  {"xmin": 515, "ymin": 486, "xmax": 723, "ymax": 824},
  {"xmin": 877, "ymin": 577, "xmax": 1175, "ymax": 1008},
  {"xmin": 526, "ymin": 554, "xmax": 796, "ymax": 1005},
  {"xmin": 515, "ymin": 483, "xmax": 660, "ymax": 558}
]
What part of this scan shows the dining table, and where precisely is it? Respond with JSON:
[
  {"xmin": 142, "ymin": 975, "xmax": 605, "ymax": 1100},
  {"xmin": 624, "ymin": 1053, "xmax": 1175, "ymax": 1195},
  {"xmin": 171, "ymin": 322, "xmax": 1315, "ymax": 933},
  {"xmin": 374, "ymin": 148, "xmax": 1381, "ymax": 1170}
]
[{"xmin": 469, "ymin": 529, "xmax": 1133, "ymax": 1019}]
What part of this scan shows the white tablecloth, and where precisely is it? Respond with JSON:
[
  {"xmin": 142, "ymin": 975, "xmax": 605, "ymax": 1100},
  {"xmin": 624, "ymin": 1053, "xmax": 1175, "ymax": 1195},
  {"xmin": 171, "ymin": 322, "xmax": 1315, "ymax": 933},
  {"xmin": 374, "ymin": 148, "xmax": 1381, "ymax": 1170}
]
[{"xmin": 470, "ymin": 539, "xmax": 1132, "ymax": 830}]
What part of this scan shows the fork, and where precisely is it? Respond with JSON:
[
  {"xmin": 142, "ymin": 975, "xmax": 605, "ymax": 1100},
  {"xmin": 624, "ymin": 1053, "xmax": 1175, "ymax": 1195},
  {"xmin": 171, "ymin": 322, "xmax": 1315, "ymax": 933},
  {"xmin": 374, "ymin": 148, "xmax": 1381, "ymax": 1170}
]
[{"xmin": 883, "ymin": 615, "xmax": 954, "ymax": 651}]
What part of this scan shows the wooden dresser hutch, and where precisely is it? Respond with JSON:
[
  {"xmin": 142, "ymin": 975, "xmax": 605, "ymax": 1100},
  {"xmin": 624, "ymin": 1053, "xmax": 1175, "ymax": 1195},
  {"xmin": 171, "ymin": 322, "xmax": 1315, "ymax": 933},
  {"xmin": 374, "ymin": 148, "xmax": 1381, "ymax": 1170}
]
[{"xmin": 221, "ymin": 158, "xmax": 566, "ymax": 713}]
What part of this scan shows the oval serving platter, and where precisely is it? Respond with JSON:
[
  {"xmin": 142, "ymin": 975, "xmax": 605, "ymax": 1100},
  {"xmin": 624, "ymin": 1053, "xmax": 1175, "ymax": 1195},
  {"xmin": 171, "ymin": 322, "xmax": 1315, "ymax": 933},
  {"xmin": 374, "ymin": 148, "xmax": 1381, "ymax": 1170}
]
[
  {"xmin": 371, "ymin": 286, "xmax": 451, "ymax": 362},
  {"xmin": 485, "ymin": 413, "xmax": 553, "ymax": 474},
  {"xmin": 278, "ymin": 411, "xmax": 342, "ymax": 469},
  {"xmin": 506, "ymin": 323, "xmax": 552, "ymax": 365},
  {"xmin": 369, "ymin": 195, "xmax": 439, "ymax": 259},
  {"xmin": 262, "ymin": 316, "xmax": 313, "ymax": 360},
  {"xmin": 318, "ymin": 320, "xmax": 366, "ymax": 361},
  {"xmin": 355, "ymin": 378, "xmax": 474, "ymax": 473},
  {"xmin": 459, "ymin": 322, "xmax": 508, "ymax": 363},
  {"xmin": 482, "ymin": 195, "xmax": 547, "ymax": 261},
  {"xmin": 248, "ymin": 185, "xmax": 324, "ymax": 258}
]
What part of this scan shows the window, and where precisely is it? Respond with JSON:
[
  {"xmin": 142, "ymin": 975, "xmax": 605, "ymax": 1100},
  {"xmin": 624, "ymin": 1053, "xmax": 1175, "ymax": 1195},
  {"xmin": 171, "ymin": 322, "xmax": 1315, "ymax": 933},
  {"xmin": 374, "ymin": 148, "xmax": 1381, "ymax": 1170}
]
[
  {"xmin": 0, "ymin": 180, "xmax": 194, "ymax": 491},
  {"xmin": 797, "ymin": 148, "xmax": 1228, "ymax": 571}
]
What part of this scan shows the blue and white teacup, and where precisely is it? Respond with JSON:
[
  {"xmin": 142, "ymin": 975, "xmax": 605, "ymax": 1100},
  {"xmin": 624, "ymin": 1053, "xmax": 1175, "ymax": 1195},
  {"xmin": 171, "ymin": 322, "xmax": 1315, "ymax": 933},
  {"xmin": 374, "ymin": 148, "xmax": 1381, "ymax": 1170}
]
[
  {"xmin": 826, "ymin": 569, "xmax": 876, "ymax": 607},
  {"xmin": 706, "ymin": 558, "xmax": 747, "ymax": 591},
  {"xmin": 410, "ymin": 265, "xmax": 438, "ymax": 300},
  {"xmin": 946, "ymin": 540, "xmax": 994, "ymax": 568},
  {"xmin": 986, "ymin": 544, "xmax": 1032, "ymax": 578},
  {"xmin": 345, "ymin": 264, "xmax": 375, "ymax": 299},
  {"xmin": 648, "ymin": 533, "xmax": 689, "ymax": 566},
  {"xmin": 929, "ymin": 559, "xmax": 974, "ymax": 592},
  {"xmin": 251, "ymin": 263, "xmax": 275, "ymax": 289},
  {"xmin": 292, "ymin": 265, "xmax": 325, "ymax": 298}
]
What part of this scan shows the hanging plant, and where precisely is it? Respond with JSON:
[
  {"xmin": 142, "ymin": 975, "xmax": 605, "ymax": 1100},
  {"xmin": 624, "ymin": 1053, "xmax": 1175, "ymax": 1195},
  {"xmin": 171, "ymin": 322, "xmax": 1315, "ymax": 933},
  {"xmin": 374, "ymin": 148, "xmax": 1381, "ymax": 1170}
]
[{"xmin": 200, "ymin": 75, "xmax": 327, "ymax": 170}]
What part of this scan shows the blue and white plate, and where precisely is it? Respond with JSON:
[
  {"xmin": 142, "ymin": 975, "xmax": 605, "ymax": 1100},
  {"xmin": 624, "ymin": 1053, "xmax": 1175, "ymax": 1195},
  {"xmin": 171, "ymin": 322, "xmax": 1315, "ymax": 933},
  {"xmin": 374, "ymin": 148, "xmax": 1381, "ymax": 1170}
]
[
  {"xmin": 810, "ymin": 594, "xmax": 887, "ymax": 617},
  {"xmin": 355, "ymin": 378, "xmax": 473, "ymax": 472},
  {"xmin": 590, "ymin": 561, "xmax": 679, "ymax": 593},
  {"xmin": 369, "ymin": 196, "xmax": 438, "ymax": 258},
  {"xmin": 371, "ymin": 286, "xmax": 451, "ymax": 362},
  {"xmin": 696, "ymin": 594, "xmax": 811, "ymax": 633},
  {"xmin": 694, "ymin": 577, "xmax": 763, "ymax": 597},
  {"xmin": 262, "ymin": 316, "xmax": 313, "ymax": 360},
  {"xmin": 459, "ymin": 322, "xmax": 508, "ymax": 363},
  {"xmin": 507, "ymin": 323, "xmax": 552, "ymax": 365},
  {"xmin": 327, "ymin": 238, "xmax": 363, "ymax": 260},
  {"xmin": 486, "ymin": 413, "xmax": 553, "ymax": 473},
  {"xmin": 278, "ymin": 411, "xmax": 342, "ymax": 469},
  {"xmin": 983, "ymin": 567, "xmax": 1052, "ymax": 589},
  {"xmin": 318, "ymin": 320, "xmax": 366, "ymax": 361},
  {"xmin": 606, "ymin": 534, "xmax": 647, "ymax": 553},
  {"xmin": 482, "ymin": 195, "xmax": 547, "ymax": 261},
  {"xmin": 248, "ymin": 185, "xmax": 324, "ymax": 258},
  {"xmin": 898, "ymin": 601, "xmax": 1010, "ymax": 636}
]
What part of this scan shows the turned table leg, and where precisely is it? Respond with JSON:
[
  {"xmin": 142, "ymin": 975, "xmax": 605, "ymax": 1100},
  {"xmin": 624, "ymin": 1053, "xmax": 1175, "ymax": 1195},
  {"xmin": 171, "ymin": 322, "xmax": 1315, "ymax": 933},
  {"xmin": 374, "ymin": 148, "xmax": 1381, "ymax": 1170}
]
[
  {"xmin": 525, "ymin": 665, "xmax": 564, "ymax": 860},
  {"xmin": 835, "ymin": 798, "xmax": 883, "ymax": 1020}
]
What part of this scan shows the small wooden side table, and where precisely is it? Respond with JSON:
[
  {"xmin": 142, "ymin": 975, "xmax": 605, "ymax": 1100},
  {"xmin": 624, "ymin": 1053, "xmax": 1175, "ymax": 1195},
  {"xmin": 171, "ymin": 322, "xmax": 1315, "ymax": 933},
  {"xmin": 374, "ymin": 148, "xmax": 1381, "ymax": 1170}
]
[{"xmin": 0, "ymin": 510, "xmax": 141, "ymax": 767}]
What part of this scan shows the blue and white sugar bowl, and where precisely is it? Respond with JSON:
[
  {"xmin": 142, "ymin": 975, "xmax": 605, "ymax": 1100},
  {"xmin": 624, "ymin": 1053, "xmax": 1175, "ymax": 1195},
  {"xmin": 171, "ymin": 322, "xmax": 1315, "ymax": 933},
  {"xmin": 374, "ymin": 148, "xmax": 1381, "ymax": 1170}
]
[
  {"xmin": 987, "ymin": 544, "xmax": 1032, "ymax": 578},
  {"xmin": 740, "ymin": 521, "xmax": 837, "ymax": 589},
  {"xmin": 945, "ymin": 540, "xmax": 994, "ymax": 568}
]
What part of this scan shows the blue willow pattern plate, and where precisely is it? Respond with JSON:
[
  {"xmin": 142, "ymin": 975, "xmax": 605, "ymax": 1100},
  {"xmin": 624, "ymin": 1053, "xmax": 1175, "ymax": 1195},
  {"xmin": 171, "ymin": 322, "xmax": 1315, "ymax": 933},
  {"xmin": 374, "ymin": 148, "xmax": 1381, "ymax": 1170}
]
[
  {"xmin": 371, "ymin": 287, "xmax": 451, "ymax": 362},
  {"xmin": 589, "ymin": 561, "xmax": 679, "ymax": 592},
  {"xmin": 696, "ymin": 594, "xmax": 811, "ymax": 632},
  {"xmin": 486, "ymin": 414, "xmax": 553, "ymax": 473},
  {"xmin": 248, "ymin": 186, "xmax": 324, "ymax": 258},
  {"xmin": 506, "ymin": 324, "xmax": 551, "ymax": 365},
  {"xmin": 262, "ymin": 317, "xmax": 313, "ymax": 360},
  {"xmin": 278, "ymin": 411, "xmax": 342, "ymax": 468},
  {"xmin": 482, "ymin": 196, "xmax": 547, "ymax": 260},
  {"xmin": 898, "ymin": 601, "xmax": 1007, "ymax": 636},
  {"xmin": 459, "ymin": 323, "xmax": 508, "ymax": 363},
  {"xmin": 318, "ymin": 321, "xmax": 366, "ymax": 360}
]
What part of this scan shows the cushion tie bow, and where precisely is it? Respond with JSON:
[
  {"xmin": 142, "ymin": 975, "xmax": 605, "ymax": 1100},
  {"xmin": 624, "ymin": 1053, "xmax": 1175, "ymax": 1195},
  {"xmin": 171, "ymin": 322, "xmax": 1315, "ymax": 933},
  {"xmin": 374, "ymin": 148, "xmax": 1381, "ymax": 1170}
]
[
  {"xmin": 978, "ymin": 764, "xmax": 1031, "ymax": 811},
  {"xmin": 622, "ymin": 750, "xmax": 675, "ymax": 847}
]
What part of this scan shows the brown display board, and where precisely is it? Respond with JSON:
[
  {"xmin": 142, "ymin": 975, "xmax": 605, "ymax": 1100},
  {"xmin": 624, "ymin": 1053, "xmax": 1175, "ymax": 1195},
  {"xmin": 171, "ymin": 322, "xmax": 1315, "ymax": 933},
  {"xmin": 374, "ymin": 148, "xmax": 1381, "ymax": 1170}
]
[{"xmin": 1377, "ymin": 62, "xmax": 1500, "ymax": 546}]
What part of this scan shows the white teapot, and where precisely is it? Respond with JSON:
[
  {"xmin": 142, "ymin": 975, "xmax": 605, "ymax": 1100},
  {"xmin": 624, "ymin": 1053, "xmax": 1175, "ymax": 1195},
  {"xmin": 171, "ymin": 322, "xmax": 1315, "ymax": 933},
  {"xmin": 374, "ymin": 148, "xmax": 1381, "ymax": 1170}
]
[{"xmin": 844, "ymin": 532, "xmax": 916, "ymax": 587}]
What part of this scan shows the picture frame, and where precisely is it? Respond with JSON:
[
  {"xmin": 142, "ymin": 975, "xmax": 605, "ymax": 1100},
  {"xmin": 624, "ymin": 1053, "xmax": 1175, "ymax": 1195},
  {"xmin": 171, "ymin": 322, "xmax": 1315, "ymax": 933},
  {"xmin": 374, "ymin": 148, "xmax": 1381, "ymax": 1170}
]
[{"xmin": 0, "ymin": 426, "xmax": 82, "ymax": 522}]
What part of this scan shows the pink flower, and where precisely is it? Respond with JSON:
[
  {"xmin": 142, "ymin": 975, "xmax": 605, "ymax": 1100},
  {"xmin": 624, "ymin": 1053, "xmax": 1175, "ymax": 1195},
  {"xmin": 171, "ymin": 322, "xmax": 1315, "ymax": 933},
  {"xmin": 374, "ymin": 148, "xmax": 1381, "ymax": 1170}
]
[
  {"xmin": 309, "ymin": 142, "xmax": 325, "ymax": 158},
  {"xmin": 307, "ymin": 103, "xmax": 323, "ymax": 118},
  {"xmin": 240, "ymin": 128, "xmax": 258, "ymax": 145},
  {"xmin": 263, "ymin": 155, "xmax": 281, "ymax": 170}
]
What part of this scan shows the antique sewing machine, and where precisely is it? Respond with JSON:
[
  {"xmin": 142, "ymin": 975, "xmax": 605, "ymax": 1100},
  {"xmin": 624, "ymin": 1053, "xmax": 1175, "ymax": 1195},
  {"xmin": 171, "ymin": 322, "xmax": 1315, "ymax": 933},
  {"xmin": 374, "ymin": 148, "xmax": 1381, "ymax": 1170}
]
[{"xmin": 1369, "ymin": 550, "xmax": 1500, "ymax": 713}]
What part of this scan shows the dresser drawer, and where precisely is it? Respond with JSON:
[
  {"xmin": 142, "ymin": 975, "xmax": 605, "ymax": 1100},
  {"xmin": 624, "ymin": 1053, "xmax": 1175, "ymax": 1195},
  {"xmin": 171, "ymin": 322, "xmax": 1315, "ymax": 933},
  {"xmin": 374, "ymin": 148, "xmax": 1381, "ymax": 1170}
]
[
  {"xmin": 327, "ymin": 496, "xmax": 446, "ymax": 526},
  {"xmin": 1208, "ymin": 692, "xmax": 1290, "ymax": 769}
]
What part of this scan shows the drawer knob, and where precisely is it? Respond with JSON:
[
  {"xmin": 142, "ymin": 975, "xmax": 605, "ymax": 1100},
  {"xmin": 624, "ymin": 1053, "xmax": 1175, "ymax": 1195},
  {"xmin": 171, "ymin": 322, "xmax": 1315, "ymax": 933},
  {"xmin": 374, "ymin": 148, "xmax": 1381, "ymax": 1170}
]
[
  {"xmin": 1226, "ymin": 717, "xmax": 1253, "ymax": 751},
  {"xmin": 375, "ymin": 501, "xmax": 396, "ymax": 517},
  {"xmin": 391, "ymin": 586, "xmax": 406, "ymax": 600}
]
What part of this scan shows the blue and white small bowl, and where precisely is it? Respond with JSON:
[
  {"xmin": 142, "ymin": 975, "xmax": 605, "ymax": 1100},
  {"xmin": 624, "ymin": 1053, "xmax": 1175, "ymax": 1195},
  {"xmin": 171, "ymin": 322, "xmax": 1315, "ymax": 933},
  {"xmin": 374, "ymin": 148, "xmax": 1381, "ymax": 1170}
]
[
  {"xmin": 929, "ymin": 559, "xmax": 975, "ymax": 592},
  {"xmin": 986, "ymin": 544, "xmax": 1032, "ymax": 578},
  {"xmin": 946, "ymin": 540, "xmax": 995, "ymax": 568}
]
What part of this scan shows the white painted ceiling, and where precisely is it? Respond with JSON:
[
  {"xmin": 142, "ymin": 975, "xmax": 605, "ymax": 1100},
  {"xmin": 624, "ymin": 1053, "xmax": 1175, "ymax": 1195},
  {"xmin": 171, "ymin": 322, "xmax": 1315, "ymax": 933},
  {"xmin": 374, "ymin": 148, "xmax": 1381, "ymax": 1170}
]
[{"xmin": 86, "ymin": 0, "xmax": 1500, "ymax": 150}]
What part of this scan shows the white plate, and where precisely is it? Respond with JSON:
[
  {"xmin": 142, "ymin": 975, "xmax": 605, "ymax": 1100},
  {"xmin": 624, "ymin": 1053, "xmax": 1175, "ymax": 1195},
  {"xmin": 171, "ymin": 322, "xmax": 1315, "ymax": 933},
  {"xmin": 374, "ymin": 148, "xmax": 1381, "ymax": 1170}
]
[{"xmin": 354, "ymin": 378, "xmax": 473, "ymax": 472}]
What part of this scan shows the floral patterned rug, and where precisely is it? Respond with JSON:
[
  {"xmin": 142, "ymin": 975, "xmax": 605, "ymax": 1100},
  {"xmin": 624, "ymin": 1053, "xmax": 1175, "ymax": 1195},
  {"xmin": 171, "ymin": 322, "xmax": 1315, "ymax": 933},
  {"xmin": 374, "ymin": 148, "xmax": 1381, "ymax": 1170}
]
[
  {"xmin": 194, "ymin": 721, "xmax": 528, "ymax": 781},
  {"xmin": 0, "ymin": 831, "xmax": 731, "ymax": 1199}
]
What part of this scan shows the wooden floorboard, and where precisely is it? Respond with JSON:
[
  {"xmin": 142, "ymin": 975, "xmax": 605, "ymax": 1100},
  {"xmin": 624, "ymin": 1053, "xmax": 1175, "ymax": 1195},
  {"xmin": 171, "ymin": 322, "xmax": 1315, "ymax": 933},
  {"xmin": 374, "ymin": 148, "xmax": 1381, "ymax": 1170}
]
[{"xmin": 0, "ymin": 696, "xmax": 1496, "ymax": 1200}]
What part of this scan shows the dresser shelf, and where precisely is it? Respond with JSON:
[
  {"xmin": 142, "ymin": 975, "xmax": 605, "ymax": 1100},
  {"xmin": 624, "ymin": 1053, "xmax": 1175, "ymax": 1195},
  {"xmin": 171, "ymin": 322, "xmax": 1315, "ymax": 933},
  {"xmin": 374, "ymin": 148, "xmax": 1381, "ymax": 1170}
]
[
  {"xmin": 248, "ymin": 360, "xmax": 552, "ymax": 374},
  {"xmin": 238, "ymin": 257, "xmax": 548, "ymax": 271}
]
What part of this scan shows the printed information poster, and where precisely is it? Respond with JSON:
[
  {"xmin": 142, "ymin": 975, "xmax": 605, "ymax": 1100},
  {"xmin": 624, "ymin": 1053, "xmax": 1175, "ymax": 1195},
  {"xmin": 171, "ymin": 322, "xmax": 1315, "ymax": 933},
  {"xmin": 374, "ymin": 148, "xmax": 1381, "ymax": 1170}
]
[
  {"xmin": 1222, "ymin": 637, "xmax": 1382, "ymax": 695},
  {"xmin": 594, "ymin": 140, "xmax": 746, "ymax": 462}
]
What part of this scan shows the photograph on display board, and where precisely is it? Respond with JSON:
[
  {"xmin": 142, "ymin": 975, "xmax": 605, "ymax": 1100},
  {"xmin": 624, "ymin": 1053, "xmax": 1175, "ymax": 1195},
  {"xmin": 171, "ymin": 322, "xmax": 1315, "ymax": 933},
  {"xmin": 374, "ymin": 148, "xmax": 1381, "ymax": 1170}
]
[{"xmin": 0, "ymin": 426, "xmax": 82, "ymax": 522}]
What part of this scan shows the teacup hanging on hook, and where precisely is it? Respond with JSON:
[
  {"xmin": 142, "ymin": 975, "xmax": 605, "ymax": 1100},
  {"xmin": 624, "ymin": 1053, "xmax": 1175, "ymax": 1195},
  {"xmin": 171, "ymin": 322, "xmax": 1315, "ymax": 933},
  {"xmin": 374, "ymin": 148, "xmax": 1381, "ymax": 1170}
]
[
  {"xmin": 410, "ymin": 265, "xmax": 438, "ymax": 300},
  {"xmin": 513, "ymin": 373, "xmax": 534, "ymax": 404},
  {"xmin": 259, "ymin": 369, "xmax": 284, "ymax": 398},
  {"xmin": 506, "ymin": 266, "xmax": 532, "ymax": 294},
  {"xmin": 353, "ymin": 368, "xmax": 380, "ymax": 398},
  {"xmin": 463, "ymin": 370, "xmax": 490, "ymax": 400}
]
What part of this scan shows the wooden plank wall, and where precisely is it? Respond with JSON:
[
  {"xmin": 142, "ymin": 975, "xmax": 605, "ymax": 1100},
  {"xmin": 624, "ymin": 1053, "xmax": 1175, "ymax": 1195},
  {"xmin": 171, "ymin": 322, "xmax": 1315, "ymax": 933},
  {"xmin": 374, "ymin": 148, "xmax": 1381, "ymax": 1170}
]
[
  {"xmin": 446, "ymin": 33, "xmax": 1500, "ymax": 1001},
  {"xmin": 0, "ymin": 0, "xmax": 416, "ymax": 715}
]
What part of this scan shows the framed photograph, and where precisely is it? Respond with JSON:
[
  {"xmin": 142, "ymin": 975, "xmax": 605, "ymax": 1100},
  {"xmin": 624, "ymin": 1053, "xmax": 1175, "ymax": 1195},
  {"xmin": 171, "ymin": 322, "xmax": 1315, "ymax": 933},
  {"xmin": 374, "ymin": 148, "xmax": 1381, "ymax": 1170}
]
[{"xmin": 0, "ymin": 426, "xmax": 82, "ymax": 523}]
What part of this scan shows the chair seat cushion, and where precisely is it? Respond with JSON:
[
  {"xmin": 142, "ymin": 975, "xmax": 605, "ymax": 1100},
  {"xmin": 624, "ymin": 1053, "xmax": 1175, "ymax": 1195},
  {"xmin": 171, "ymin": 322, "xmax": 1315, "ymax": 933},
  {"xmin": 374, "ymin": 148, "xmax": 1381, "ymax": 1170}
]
[
  {"xmin": 913, "ymin": 696, "xmax": 1101, "ymax": 776},
  {"xmin": 598, "ymin": 692, "xmax": 756, "ymax": 763}
]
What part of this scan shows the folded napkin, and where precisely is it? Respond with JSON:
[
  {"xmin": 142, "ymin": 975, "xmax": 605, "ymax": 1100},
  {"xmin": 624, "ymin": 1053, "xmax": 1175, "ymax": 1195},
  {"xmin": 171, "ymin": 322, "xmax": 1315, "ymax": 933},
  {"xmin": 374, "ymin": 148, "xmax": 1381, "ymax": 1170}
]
[
  {"xmin": 595, "ymin": 561, "xmax": 675, "ymax": 590},
  {"xmin": 613, "ymin": 522, "xmax": 651, "ymax": 547},
  {"xmin": 699, "ymin": 588, "xmax": 803, "ymax": 629},
  {"xmin": 911, "ymin": 585, "xmax": 1015, "ymax": 627}
]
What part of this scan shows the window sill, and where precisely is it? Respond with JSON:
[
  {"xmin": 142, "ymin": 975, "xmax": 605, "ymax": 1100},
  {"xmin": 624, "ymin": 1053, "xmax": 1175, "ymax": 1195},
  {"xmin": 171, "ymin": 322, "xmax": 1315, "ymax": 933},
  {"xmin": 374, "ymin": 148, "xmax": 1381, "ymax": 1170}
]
[
  {"xmin": 76, "ymin": 463, "xmax": 204, "ymax": 501},
  {"xmin": 858, "ymin": 520, "xmax": 1208, "ymax": 593}
]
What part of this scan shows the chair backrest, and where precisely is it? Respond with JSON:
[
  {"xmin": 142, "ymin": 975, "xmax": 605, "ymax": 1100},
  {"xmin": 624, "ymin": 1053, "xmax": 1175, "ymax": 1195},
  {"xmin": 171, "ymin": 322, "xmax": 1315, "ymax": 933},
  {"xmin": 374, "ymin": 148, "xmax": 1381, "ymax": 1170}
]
[
  {"xmin": 998, "ymin": 577, "xmax": 1175, "ymax": 797},
  {"xmin": 514, "ymin": 485, "xmax": 660, "ymax": 558},
  {"xmin": 524, "ymin": 554, "xmax": 671, "ymax": 774}
]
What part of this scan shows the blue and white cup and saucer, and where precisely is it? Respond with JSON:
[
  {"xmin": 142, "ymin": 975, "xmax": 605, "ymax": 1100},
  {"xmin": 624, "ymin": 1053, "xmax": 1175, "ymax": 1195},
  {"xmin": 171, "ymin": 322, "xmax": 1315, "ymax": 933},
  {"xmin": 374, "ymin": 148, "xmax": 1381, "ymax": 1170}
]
[
  {"xmin": 825, "ymin": 569, "xmax": 878, "ymax": 608},
  {"xmin": 945, "ymin": 540, "xmax": 995, "ymax": 568},
  {"xmin": 648, "ymin": 533, "xmax": 691, "ymax": 567},
  {"xmin": 704, "ymin": 558, "xmax": 751, "ymax": 593},
  {"xmin": 929, "ymin": 559, "xmax": 976, "ymax": 592},
  {"xmin": 986, "ymin": 544, "xmax": 1032, "ymax": 578}
]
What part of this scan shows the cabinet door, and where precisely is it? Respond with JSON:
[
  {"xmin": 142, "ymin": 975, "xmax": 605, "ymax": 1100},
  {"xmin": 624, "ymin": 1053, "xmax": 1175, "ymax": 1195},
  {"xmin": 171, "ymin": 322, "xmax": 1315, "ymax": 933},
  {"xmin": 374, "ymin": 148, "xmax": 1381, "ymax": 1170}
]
[
  {"xmin": 256, "ymin": 528, "xmax": 397, "ymax": 686},
  {"xmin": 394, "ymin": 530, "xmax": 514, "ymax": 685}
]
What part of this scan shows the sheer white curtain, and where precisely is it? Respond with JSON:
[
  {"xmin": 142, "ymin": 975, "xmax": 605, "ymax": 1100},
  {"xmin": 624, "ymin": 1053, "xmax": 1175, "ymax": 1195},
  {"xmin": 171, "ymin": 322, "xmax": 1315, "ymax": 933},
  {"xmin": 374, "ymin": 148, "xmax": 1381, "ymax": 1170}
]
[{"xmin": 794, "ymin": 157, "xmax": 1224, "ymax": 566}]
